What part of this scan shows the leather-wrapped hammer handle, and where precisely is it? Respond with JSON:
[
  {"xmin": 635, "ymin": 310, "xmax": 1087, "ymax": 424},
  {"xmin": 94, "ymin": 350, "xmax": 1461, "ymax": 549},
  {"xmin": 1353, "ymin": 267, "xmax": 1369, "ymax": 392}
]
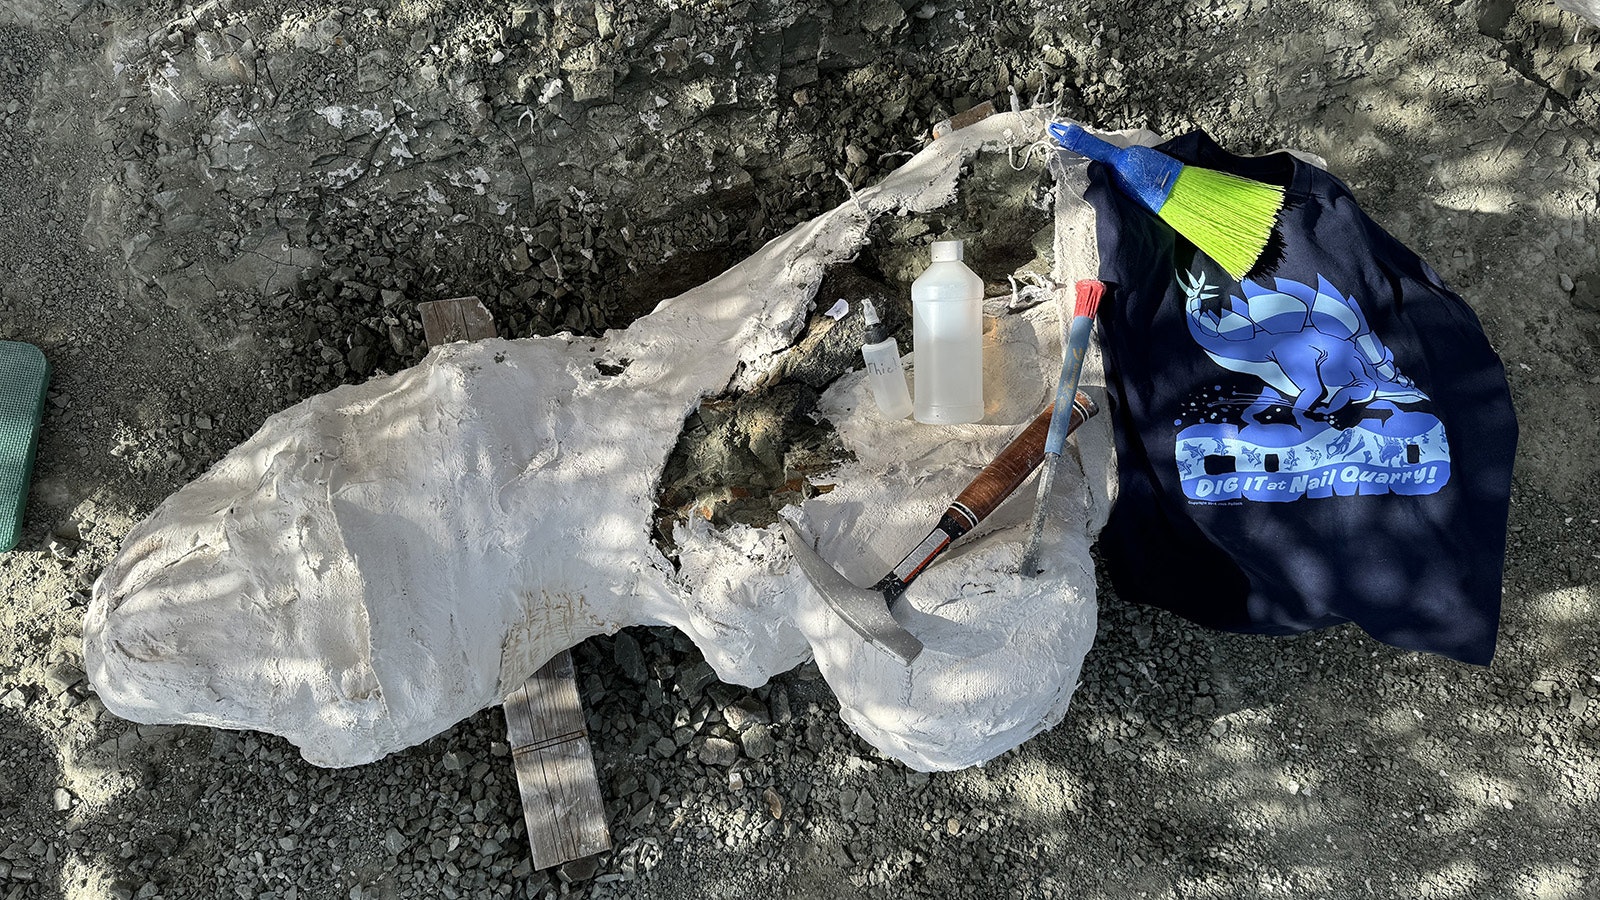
[
  {"xmin": 878, "ymin": 390, "xmax": 1100, "ymax": 598},
  {"xmin": 947, "ymin": 390, "xmax": 1098, "ymax": 529}
]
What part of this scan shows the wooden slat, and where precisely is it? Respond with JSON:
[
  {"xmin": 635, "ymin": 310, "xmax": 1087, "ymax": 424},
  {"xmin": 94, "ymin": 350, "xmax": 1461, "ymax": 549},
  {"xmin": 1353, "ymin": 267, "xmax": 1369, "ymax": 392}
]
[
  {"xmin": 932, "ymin": 99, "xmax": 996, "ymax": 139},
  {"xmin": 419, "ymin": 300, "xmax": 611, "ymax": 870},
  {"xmin": 419, "ymin": 296, "xmax": 498, "ymax": 344},
  {"xmin": 505, "ymin": 651, "xmax": 612, "ymax": 866},
  {"xmin": 507, "ymin": 650, "xmax": 587, "ymax": 748}
]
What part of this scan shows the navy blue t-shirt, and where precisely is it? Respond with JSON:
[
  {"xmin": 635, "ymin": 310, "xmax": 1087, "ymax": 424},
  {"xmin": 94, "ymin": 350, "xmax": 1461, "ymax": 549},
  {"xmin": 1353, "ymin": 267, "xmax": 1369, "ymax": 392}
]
[{"xmin": 1086, "ymin": 132, "xmax": 1517, "ymax": 665}]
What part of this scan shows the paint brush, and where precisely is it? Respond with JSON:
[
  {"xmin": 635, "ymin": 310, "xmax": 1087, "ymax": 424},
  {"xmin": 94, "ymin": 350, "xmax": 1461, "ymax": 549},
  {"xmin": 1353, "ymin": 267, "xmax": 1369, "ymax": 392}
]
[
  {"xmin": 1019, "ymin": 279, "xmax": 1104, "ymax": 577},
  {"xmin": 1049, "ymin": 123, "xmax": 1283, "ymax": 280}
]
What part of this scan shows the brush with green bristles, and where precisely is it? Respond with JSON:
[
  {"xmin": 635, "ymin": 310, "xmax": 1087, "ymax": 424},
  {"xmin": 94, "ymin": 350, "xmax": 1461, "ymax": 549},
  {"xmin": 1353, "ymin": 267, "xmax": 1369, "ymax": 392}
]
[{"xmin": 1049, "ymin": 122, "xmax": 1284, "ymax": 280}]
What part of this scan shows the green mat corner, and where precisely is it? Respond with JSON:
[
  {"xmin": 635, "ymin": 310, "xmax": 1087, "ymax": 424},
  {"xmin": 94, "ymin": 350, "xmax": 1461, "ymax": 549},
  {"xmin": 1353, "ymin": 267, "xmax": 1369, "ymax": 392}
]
[{"xmin": 1, "ymin": 341, "xmax": 49, "ymax": 552}]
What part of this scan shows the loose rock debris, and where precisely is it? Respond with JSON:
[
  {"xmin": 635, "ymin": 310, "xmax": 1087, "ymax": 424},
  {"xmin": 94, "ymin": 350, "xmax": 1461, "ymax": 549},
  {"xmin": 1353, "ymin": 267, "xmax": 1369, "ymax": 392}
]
[{"xmin": 2, "ymin": 0, "xmax": 1600, "ymax": 898}]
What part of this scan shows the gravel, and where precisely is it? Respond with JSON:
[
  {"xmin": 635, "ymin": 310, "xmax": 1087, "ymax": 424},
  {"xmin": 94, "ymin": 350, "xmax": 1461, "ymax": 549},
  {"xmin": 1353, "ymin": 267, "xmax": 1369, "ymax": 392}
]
[{"xmin": 1, "ymin": 0, "xmax": 1599, "ymax": 898}]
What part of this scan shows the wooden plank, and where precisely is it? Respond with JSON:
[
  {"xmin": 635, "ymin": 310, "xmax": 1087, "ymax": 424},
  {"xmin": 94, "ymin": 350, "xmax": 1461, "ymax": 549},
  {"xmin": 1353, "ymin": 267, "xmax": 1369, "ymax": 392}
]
[
  {"xmin": 505, "ymin": 651, "xmax": 612, "ymax": 867},
  {"xmin": 510, "ymin": 649, "xmax": 587, "ymax": 747},
  {"xmin": 933, "ymin": 99, "xmax": 996, "ymax": 140},
  {"xmin": 419, "ymin": 301, "xmax": 611, "ymax": 870},
  {"xmin": 418, "ymin": 296, "xmax": 497, "ymax": 344},
  {"xmin": 538, "ymin": 737, "xmax": 612, "ymax": 857}
]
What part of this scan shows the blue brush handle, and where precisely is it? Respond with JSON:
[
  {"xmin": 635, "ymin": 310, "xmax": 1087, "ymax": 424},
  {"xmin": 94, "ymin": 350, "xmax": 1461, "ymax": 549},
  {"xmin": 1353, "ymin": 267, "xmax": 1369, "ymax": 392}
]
[
  {"xmin": 1048, "ymin": 122, "xmax": 1181, "ymax": 216},
  {"xmin": 1044, "ymin": 313, "xmax": 1095, "ymax": 456}
]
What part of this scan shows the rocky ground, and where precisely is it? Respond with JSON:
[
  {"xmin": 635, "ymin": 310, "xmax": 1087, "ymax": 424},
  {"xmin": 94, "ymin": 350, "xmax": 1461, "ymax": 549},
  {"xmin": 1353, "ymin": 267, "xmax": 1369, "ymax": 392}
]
[{"xmin": 2, "ymin": 0, "xmax": 1599, "ymax": 897}]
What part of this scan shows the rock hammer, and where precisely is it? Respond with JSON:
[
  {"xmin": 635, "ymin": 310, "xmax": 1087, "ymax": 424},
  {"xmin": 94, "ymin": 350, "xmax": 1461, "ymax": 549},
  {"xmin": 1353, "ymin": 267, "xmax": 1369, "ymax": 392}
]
[{"xmin": 783, "ymin": 391, "xmax": 1097, "ymax": 664}]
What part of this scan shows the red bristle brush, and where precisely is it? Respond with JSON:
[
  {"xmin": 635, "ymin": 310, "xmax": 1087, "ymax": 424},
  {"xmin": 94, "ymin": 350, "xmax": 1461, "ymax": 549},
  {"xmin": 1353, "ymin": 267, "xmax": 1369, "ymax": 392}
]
[{"xmin": 1020, "ymin": 279, "xmax": 1105, "ymax": 576}]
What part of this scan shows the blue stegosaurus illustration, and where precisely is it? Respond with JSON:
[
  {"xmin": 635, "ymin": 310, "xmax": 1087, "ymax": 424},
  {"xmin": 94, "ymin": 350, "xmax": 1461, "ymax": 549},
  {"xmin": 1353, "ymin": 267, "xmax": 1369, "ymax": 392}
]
[{"xmin": 1174, "ymin": 270, "xmax": 1450, "ymax": 503}]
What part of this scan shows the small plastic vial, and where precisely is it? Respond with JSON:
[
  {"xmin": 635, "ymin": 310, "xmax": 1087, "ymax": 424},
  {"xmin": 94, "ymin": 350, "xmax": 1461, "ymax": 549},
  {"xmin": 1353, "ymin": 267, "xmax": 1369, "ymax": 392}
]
[
  {"xmin": 912, "ymin": 240, "xmax": 984, "ymax": 424},
  {"xmin": 859, "ymin": 299, "xmax": 913, "ymax": 419}
]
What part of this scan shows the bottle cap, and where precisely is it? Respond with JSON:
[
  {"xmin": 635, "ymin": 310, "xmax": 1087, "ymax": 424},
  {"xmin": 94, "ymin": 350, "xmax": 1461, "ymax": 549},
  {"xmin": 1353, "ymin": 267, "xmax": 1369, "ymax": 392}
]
[
  {"xmin": 861, "ymin": 299, "xmax": 889, "ymax": 344},
  {"xmin": 930, "ymin": 239, "xmax": 964, "ymax": 262}
]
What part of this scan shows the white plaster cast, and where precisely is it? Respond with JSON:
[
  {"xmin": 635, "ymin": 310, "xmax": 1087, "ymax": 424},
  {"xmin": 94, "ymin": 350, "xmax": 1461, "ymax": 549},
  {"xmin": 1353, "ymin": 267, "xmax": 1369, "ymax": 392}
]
[
  {"xmin": 85, "ymin": 112, "xmax": 1118, "ymax": 770},
  {"xmin": 1556, "ymin": 0, "xmax": 1600, "ymax": 28}
]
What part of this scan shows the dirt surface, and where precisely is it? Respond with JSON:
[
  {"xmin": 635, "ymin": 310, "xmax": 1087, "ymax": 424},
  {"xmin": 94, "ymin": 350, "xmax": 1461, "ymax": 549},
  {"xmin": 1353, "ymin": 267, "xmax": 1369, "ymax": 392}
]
[{"xmin": 2, "ymin": 0, "xmax": 1598, "ymax": 898}]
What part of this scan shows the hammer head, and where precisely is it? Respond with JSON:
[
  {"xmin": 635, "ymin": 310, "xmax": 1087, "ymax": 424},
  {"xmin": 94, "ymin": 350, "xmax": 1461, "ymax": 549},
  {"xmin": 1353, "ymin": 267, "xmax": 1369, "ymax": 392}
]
[{"xmin": 781, "ymin": 519, "xmax": 924, "ymax": 665}]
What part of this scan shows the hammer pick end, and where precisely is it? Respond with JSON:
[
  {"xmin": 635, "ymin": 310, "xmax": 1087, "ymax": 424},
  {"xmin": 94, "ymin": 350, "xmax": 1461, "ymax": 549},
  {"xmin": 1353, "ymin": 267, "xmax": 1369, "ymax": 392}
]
[{"xmin": 781, "ymin": 519, "xmax": 924, "ymax": 665}]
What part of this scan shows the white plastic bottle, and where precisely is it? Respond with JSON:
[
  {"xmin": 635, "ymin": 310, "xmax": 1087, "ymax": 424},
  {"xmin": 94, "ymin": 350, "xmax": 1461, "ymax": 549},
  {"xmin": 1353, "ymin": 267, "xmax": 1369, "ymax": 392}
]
[
  {"xmin": 859, "ymin": 299, "xmax": 913, "ymax": 419},
  {"xmin": 912, "ymin": 239, "xmax": 984, "ymax": 424}
]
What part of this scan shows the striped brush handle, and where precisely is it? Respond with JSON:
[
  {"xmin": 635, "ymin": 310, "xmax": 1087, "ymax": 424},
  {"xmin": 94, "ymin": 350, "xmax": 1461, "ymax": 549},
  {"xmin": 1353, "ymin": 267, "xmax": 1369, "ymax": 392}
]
[{"xmin": 1044, "ymin": 280, "xmax": 1106, "ymax": 456}]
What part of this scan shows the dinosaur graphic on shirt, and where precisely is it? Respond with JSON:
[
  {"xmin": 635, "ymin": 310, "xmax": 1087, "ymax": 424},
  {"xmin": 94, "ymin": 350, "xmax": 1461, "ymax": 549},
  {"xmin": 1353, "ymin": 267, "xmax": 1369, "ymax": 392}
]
[
  {"xmin": 1180, "ymin": 271, "xmax": 1428, "ymax": 428},
  {"xmin": 1173, "ymin": 270, "xmax": 1450, "ymax": 503}
]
